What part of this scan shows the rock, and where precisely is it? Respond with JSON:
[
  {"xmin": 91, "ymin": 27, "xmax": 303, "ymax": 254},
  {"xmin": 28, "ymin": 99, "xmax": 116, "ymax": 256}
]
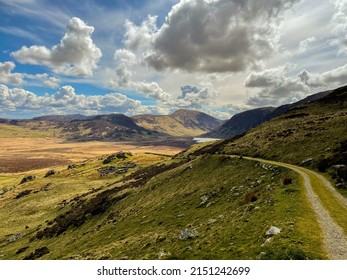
[
  {"xmin": 7, "ymin": 233, "xmax": 23, "ymax": 243},
  {"xmin": 20, "ymin": 175, "xmax": 36, "ymax": 184},
  {"xmin": 158, "ymin": 250, "xmax": 171, "ymax": 259},
  {"xmin": 59, "ymin": 200, "xmax": 68, "ymax": 209},
  {"xmin": 97, "ymin": 166, "xmax": 128, "ymax": 176},
  {"xmin": 207, "ymin": 219, "xmax": 217, "ymax": 225},
  {"xmin": 68, "ymin": 164, "xmax": 78, "ymax": 170},
  {"xmin": 301, "ymin": 158, "xmax": 313, "ymax": 165},
  {"xmin": 40, "ymin": 183, "xmax": 52, "ymax": 192},
  {"xmin": 15, "ymin": 190, "xmax": 32, "ymax": 199},
  {"xmin": 265, "ymin": 237, "xmax": 273, "ymax": 244},
  {"xmin": 156, "ymin": 236, "xmax": 166, "ymax": 243},
  {"xmin": 23, "ymin": 247, "xmax": 50, "ymax": 260},
  {"xmin": 16, "ymin": 246, "xmax": 29, "ymax": 255},
  {"xmin": 177, "ymin": 214, "xmax": 185, "ymax": 218},
  {"xmin": 200, "ymin": 195, "xmax": 209, "ymax": 205},
  {"xmin": 259, "ymin": 163, "xmax": 278, "ymax": 172},
  {"xmin": 265, "ymin": 226, "xmax": 281, "ymax": 237},
  {"xmin": 119, "ymin": 161, "xmax": 137, "ymax": 169},
  {"xmin": 103, "ymin": 152, "xmax": 129, "ymax": 164},
  {"xmin": 44, "ymin": 169, "xmax": 56, "ymax": 178},
  {"xmin": 179, "ymin": 229, "xmax": 199, "ymax": 240},
  {"xmin": 332, "ymin": 165, "xmax": 347, "ymax": 181}
]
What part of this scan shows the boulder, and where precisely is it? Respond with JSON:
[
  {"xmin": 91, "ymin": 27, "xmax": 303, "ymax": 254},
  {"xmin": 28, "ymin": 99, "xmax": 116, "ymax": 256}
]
[
  {"xmin": 20, "ymin": 175, "xmax": 36, "ymax": 184},
  {"xmin": 179, "ymin": 229, "xmax": 199, "ymax": 240},
  {"xmin": 301, "ymin": 158, "xmax": 313, "ymax": 166},
  {"xmin": 265, "ymin": 226, "xmax": 281, "ymax": 237},
  {"xmin": 103, "ymin": 152, "xmax": 130, "ymax": 164},
  {"xmin": 200, "ymin": 195, "xmax": 209, "ymax": 205},
  {"xmin": 23, "ymin": 247, "xmax": 50, "ymax": 260},
  {"xmin": 332, "ymin": 165, "xmax": 347, "ymax": 181},
  {"xmin": 44, "ymin": 170, "xmax": 56, "ymax": 178},
  {"xmin": 68, "ymin": 164, "xmax": 78, "ymax": 170},
  {"xmin": 97, "ymin": 166, "xmax": 128, "ymax": 176},
  {"xmin": 15, "ymin": 190, "xmax": 32, "ymax": 199}
]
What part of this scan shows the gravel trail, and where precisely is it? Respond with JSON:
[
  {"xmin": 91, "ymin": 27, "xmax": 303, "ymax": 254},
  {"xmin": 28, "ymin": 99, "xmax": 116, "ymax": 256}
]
[{"xmin": 246, "ymin": 157, "xmax": 347, "ymax": 259}]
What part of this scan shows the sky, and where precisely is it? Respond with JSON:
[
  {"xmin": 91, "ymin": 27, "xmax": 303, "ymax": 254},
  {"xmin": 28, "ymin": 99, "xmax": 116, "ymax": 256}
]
[{"xmin": 0, "ymin": 0, "xmax": 346, "ymax": 119}]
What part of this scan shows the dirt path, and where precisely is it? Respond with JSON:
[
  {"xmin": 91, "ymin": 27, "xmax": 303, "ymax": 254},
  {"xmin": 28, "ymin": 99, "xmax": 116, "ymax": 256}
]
[{"xmin": 245, "ymin": 157, "xmax": 347, "ymax": 260}]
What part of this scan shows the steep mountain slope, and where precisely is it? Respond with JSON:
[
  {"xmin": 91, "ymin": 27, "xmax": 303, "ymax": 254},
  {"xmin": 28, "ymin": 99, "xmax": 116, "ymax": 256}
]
[
  {"xmin": 205, "ymin": 90, "xmax": 331, "ymax": 139},
  {"xmin": 190, "ymin": 85, "xmax": 347, "ymax": 181},
  {"xmin": 204, "ymin": 107, "xmax": 275, "ymax": 138},
  {"xmin": 133, "ymin": 109, "xmax": 223, "ymax": 137}
]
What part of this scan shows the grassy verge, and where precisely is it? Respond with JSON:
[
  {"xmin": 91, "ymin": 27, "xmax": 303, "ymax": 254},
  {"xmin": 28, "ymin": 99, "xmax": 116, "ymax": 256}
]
[{"xmin": 304, "ymin": 169, "xmax": 347, "ymax": 235}]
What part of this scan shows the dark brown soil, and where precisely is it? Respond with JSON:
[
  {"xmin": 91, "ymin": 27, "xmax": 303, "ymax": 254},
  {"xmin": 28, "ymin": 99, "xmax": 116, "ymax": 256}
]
[{"xmin": 0, "ymin": 157, "xmax": 71, "ymax": 173}]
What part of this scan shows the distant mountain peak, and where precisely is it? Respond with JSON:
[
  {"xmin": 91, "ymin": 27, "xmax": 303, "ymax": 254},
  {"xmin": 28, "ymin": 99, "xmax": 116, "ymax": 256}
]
[{"xmin": 133, "ymin": 109, "xmax": 223, "ymax": 137}]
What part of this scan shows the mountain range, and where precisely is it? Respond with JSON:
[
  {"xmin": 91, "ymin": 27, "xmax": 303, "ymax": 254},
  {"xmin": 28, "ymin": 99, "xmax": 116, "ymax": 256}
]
[{"xmin": 0, "ymin": 89, "xmax": 335, "ymax": 144}]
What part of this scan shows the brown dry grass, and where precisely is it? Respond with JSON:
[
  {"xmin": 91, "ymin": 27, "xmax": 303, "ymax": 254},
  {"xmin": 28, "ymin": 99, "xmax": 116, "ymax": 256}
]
[{"xmin": 0, "ymin": 137, "xmax": 183, "ymax": 173}]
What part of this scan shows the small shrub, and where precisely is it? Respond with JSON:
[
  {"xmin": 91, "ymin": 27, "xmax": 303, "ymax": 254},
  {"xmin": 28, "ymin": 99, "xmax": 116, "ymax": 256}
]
[
  {"xmin": 281, "ymin": 176, "xmax": 292, "ymax": 185},
  {"xmin": 243, "ymin": 189, "xmax": 258, "ymax": 204}
]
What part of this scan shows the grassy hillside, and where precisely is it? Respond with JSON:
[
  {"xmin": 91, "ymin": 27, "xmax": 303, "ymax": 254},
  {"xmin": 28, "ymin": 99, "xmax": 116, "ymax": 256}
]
[
  {"xmin": 188, "ymin": 85, "xmax": 347, "ymax": 194},
  {"xmin": 205, "ymin": 90, "xmax": 331, "ymax": 139},
  {"xmin": 0, "ymin": 152, "xmax": 326, "ymax": 260}
]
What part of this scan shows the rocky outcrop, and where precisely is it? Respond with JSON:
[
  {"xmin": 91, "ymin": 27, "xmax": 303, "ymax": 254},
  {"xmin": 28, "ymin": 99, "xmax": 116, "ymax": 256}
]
[{"xmin": 20, "ymin": 175, "xmax": 36, "ymax": 184}]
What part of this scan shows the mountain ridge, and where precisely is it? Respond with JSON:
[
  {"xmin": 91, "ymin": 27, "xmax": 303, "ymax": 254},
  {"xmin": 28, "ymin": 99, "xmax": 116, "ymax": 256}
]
[
  {"xmin": 133, "ymin": 109, "xmax": 223, "ymax": 137},
  {"xmin": 204, "ymin": 90, "xmax": 331, "ymax": 139}
]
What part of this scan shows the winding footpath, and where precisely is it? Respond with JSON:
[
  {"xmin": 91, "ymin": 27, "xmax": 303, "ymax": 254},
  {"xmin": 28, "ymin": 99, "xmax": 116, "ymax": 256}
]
[{"xmin": 245, "ymin": 156, "xmax": 347, "ymax": 260}]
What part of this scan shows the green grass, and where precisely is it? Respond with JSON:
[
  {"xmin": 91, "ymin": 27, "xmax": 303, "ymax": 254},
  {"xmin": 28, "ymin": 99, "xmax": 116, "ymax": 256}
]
[
  {"xmin": 304, "ymin": 169, "xmax": 347, "ymax": 235},
  {"xmin": 222, "ymin": 106, "xmax": 346, "ymax": 166},
  {"xmin": 189, "ymin": 95, "xmax": 346, "ymax": 198},
  {"xmin": 0, "ymin": 155, "xmax": 326, "ymax": 260}
]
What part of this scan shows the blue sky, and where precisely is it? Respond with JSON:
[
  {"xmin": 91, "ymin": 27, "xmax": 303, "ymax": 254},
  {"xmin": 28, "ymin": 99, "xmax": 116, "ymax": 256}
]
[{"xmin": 0, "ymin": 0, "xmax": 346, "ymax": 119}]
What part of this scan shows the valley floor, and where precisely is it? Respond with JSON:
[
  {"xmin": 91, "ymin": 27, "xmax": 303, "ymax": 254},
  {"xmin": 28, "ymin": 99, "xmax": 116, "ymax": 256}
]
[{"xmin": 0, "ymin": 137, "xmax": 184, "ymax": 173}]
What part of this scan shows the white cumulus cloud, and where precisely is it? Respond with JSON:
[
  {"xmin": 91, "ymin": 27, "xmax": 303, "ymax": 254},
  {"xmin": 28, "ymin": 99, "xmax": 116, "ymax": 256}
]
[
  {"xmin": 0, "ymin": 61, "xmax": 24, "ymax": 85},
  {"xmin": 0, "ymin": 84, "xmax": 165, "ymax": 116},
  {"xmin": 245, "ymin": 65, "xmax": 310, "ymax": 106},
  {"xmin": 332, "ymin": 0, "xmax": 347, "ymax": 54},
  {"xmin": 43, "ymin": 77, "xmax": 60, "ymax": 88},
  {"xmin": 124, "ymin": 0, "xmax": 298, "ymax": 73},
  {"xmin": 299, "ymin": 63, "xmax": 347, "ymax": 88},
  {"xmin": 135, "ymin": 81, "xmax": 170, "ymax": 101},
  {"xmin": 11, "ymin": 17, "xmax": 102, "ymax": 77},
  {"xmin": 298, "ymin": 36, "xmax": 317, "ymax": 54}
]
